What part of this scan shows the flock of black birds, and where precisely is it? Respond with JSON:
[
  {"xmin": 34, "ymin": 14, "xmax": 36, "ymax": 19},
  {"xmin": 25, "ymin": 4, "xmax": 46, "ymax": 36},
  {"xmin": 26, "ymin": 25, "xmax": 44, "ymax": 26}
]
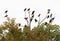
[
  {"xmin": 4, "ymin": 8, "xmax": 55, "ymax": 27},
  {"xmin": 4, "ymin": 10, "xmax": 8, "ymax": 17},
  {"xmin": 45, "ymin": 9, "xmax": 55, "ymax": 25},
  {"xmin": 24, "ymin": 8, "xmax": 55, "ymax": 27}
]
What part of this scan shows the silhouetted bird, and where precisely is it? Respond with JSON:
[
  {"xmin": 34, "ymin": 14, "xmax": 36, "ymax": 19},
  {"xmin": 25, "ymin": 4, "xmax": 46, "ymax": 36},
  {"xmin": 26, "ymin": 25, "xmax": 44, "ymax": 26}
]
[
  {"xmin": 52, "ymin": 17, "xmax": 55, "ymax": 20},
  {"xmin": 38, "ymin": 14, "xmax": 40, "ymax": 17},
  {"xmin": 45, "ymin": 22, "xmax": 47, "ymax": 25},
  {"xmin": 49, "ymin": 19, "xmax": 52, "ymax": 23},
  {"xmin": 47, "ymin": 9, "xmax": 50, "ymax": 14},
  {"xmin": 5, "ymin": 10, "xmax": 8, "ymax": 13},
  {"xmin": 35, "ymin": 19, "xmax": 37, "ymax": 22},
  {"xmin": 19, "ymin": 23, "xmax": 21, "ymax": 26},
  {"xmin": 32, "ymin": 11, "xmax": 35, "ymax": 15},
  {"xmin": 32, "ymin": 15, "xmax": 34, "ymax": 18},
  {"xmin": 24, "ymin": 8, "xmax": 27, "ymax": 11},
  {"xmin": 24, "ymin": 17, "xmax": 28, "ymax": 20},
  {"xmin": 50, "ymin": 14, "xmax": 52, "ymax": 17},
  {"xmin": 27, "ymin": 8, "xmax": 30, "ymax": 11},
  {"xmin": 30, "ymin": 18, "xmax": 32, "ymax": 22},
  {"xmin": 47, "ymin": 15, "xmax": 49, "ymax": 18},
  {"xmin": 24, "ymin": 25, "xmax": 27, "ymax": 27},
  {"xmin": 48, "ymin": 9, "xmax": 50, "ymax": 11},
  {"xmin": 5, "ymin": 14, "xmax": 8, "ymax": 17}
]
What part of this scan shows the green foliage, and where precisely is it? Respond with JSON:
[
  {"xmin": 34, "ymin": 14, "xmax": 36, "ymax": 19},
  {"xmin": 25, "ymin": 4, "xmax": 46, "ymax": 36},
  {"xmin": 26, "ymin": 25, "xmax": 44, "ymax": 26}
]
[{"xmin": 0, "ymin": 17, "xmax": 60, "ymax": 41}]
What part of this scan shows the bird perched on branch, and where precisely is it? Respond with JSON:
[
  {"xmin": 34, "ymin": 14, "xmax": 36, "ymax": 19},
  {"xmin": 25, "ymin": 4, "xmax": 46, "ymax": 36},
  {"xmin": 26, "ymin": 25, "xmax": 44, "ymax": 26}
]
[
  {"xmin": 27, "ymin": 8, "xmax": 30, "ymax": 11},
  {"xmin": 52, "ymin": 17, "xmax": 55, "ymax": 20},
  {"xmin": 30, "ymin": 18, "xmax": 33, "ymax": 22},
  {"xmin": 24, "ymin": 17, "xmax": 28, "ymax": 20},
  {"xmin": 5, "ymin": 10, "xmax": 8, "ymax": 13},
  {"xmin": 5, "ymin": 14, "xmax": 8, "ymax": 17},
  {"xmin": 50, "ymin": 14, "xmax": 52, "ymax": 17},
  {"xmin": 47, "ymin": 9, "xmax": 50, "ymax": 14},
  {"xmin": 32, "ymin": 15, "xmax": 34, "ymax": 18},
  {"xmin": 32, "ymin": 11, "xmax": 35, "ymax": 15},
  {"xmin": 49, "ymin": 19, "xmax": 52, "ymax": 23},
  {"xmin": 24, "ymin": 8, "xmax": 27, "ymax": 11},
  {"xmin": 38, "ymin": 14, "xmax": 40, "ymax": 17},
  {"xmin": 49, "ymin": 17, "xmax": 55, "ymax": 23},
  {"xmin": 24, "ymin": 25, "xmax": 27, "ymax": 27},
  {"xmin": 19, "ymin": 23, "xmax": 21, "ymax": 26},
  {"xmin": 35, "ymin": 19, "xmax": 37, "ymax": 22},
  {"xmin": 47, "ymin": 15, "xmax": 49, "ymax": 18}
]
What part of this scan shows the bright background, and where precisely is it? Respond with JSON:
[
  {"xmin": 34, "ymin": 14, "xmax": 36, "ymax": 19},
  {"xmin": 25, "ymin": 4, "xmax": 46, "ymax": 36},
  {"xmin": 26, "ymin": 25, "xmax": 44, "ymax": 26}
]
[{"xmin": 0, "ymin": 0, "xmax": 60, "ymax": 29}]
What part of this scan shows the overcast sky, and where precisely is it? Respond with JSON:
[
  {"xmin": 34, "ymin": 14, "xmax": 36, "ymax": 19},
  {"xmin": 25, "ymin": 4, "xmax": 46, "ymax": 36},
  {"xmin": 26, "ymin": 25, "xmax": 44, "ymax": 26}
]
[{"xmin": 0, "ymin": 0, "xmax": 60, "ymax": 29}]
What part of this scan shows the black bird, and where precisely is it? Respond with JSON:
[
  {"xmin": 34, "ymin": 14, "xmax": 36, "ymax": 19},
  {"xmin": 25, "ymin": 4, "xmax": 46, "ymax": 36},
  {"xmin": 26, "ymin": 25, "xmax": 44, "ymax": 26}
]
[
  {"xmin": 47, "ymin": 15, "xmax": 49, "ymax": 18},
  {"xmin": 19, "ymin": 23, "xmax": 21, "ymax": 26},
  {"xmin": 24, "ymin": 8, "xmax": 27, "ymax": 11},
  {"xmin": 24, "ymin": 25, "xmax": 27, "ymax": 27},
  {"xmin": 5, "ymin": 10, "xmax": 8, "ymax": 13},
  {"xmin": 5, "ymin": 14, "xmax": 8, "ymax": 17},
  {"xmin": 48, "ymin": 9, "xmax": 50, "ymax": 11},
  {"xmin": 50, "ymin": 14, "xmax": 52, "ymax": 17},
  {"xmin": 52, "ymin": 17, "xmax": 55, "ymax": 20},
  {"xmin": 30, "ymin": 18, "xmax": 33, "ymax": 22},
  {"xmin": 35, "ymin": 19, "xmax": 37, "ymax": 22},
  {"xmin": 24, "ymin": 17, "xmax": 28, "ymax": 20},
  {"xmin": 49, "ymin": 19, "xmax": 52, "ymax": 23},
  {"xmin": 32, "ymin": 11, "xmax": 35, "ymax": 15},
  {"xmin": 27, "ymin": 8, "xmax": 30, "ymax": 11},
  {"xmin": 45, "ymin": 22, "xmax": 47, "ymax": 25},
  {"xmin": 47, "ymin": 9, "xmax": 50, "ymax": 14},
  {"xmin": 32, "ymin": 15, "xmax": 34, "ymax": 18},
  {"xmin": 38, "ymin": 14, "xmax": 40, "ymax": 17}
]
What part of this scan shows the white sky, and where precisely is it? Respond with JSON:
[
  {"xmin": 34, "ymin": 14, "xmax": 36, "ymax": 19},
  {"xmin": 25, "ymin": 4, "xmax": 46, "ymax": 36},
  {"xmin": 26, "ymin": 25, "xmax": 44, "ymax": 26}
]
[{"xmin": 0, "ymin": 0, "xmax": 60, "ymax": 29}]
